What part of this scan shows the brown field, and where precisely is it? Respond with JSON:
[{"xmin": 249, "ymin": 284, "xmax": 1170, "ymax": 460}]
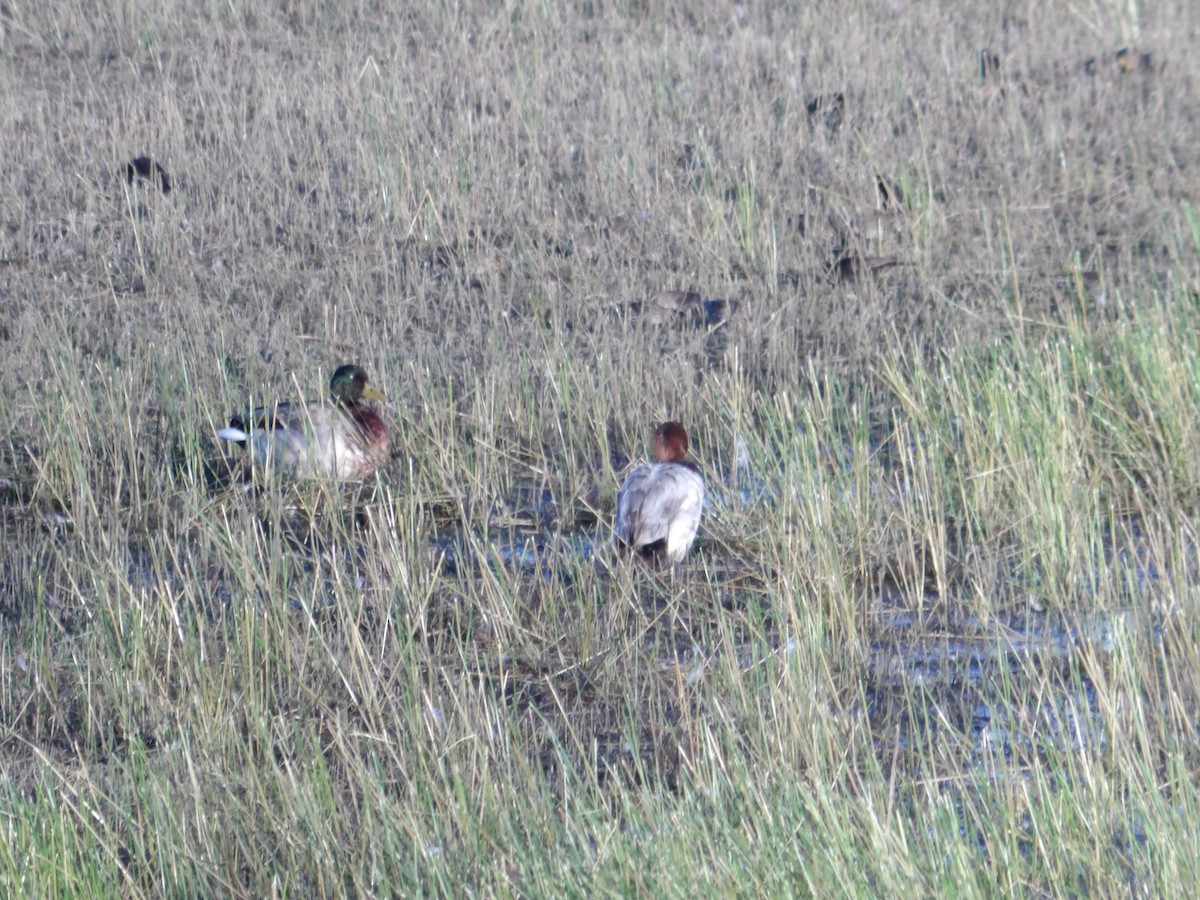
[{"xmin": 2, "ymin": 1, "xmax": 1199, "ymax": 895}]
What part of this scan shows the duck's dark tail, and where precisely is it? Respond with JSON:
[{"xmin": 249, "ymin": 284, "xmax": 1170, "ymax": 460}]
[{"xmin": 616, "ymin": 536, "xmax": 670, "ymax": 566}]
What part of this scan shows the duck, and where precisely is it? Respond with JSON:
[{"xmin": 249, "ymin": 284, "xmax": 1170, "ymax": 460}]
[
  {"xmin": 615, "ymin": 421, "xmax": 705, "ymax": 564},
  {"xmin": 217, "ymin": 364, "xmax": 389, "ymax": 480}
]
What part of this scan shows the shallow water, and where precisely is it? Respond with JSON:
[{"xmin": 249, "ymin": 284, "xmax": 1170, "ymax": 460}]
[{"xmin": 0, "ymin": 443, "xmax": 1181, "ymax": 880}]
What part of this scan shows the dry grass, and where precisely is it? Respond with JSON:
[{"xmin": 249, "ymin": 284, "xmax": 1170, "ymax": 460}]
[{"xmin": 2, "ymin": 0, "xmax": 1200, "ymax": 895}]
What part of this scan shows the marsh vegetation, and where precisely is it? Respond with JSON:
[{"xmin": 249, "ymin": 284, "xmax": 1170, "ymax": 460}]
[{"xmin": 2, "ymin": 1, "xmax": 1199, "ymax": 894}]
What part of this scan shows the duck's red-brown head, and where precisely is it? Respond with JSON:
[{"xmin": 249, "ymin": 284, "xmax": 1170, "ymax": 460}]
[{"xmin": 652, "ymin": 421, "xmax": 690, "ymax": 463}]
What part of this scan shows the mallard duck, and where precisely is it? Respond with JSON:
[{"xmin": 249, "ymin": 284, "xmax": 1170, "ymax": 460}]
[
  {"xmin": 615, "ymin": 421, "xmax": 705, "ymax": 564},
  {"xmin": 217, "ymin": 364, "xmax": 389, "ymax": 480}
]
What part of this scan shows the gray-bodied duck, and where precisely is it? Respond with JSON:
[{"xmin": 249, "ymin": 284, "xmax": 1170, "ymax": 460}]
[
  {"xmin": 218, "ymin": 364, "xmax": 389, "ymax": 480},
  {"xmin": 615, "ymin": 421, "xmax": 704, "ymax": 564}
]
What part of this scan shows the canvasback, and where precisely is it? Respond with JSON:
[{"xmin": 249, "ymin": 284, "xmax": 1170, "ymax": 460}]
[
  {"xmin": 217, "ymin": 364, "xmax": 389, "ymax": 480},
  {"xmin": 615, "ymin": 421, "xmax": 704, "ymax": 564}
]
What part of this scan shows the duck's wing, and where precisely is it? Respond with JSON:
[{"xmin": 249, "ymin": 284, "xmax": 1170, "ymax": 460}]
[
  {"xmin": 656, "ymin": 465, "xmax": 705, "ymax": 560},
  {"xmin": 616, "ymin": 463, "xmax": 657, "ymax": 545},
  {"xmin": 616, "ymin": 463, "xmax": 705, "ymax": 558},
  {"xmin": 218, "ymin": 400, "xmax": 345, "ymax": 475},
  {"xmin": 219, "ymin": 400, "xmax": 295, "ymax": 441}
]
